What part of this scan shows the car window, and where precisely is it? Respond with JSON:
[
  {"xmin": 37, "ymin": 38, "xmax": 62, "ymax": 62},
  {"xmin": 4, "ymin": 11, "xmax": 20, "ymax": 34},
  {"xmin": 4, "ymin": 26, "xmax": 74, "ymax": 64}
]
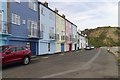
[
  {"xmin": 22, "ymin": 47, "xmax": 27, "ymax": 50},
  {"xmin": 9, "ymin": 47, "xmax": 16, "ymax": 52},
  {"xmin": 16, "ymin": 47, "xmax": 24, "ymax": 52},
  {"xmin": 0, "ymin": 46, "xmax": 8, "ymax": 53}
]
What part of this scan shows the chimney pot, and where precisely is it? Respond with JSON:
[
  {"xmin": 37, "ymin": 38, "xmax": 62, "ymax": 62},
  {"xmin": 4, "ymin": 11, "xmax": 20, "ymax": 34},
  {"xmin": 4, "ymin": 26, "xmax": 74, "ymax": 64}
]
[
  {"xmin": 55, "ymin": 8, "xmax": 58, "ymax": 13},
  {"xmin": 62, "ymin": 14, "xmax": 65, "ymax": 18},
  {"xmin": 44, "ymin": 1, "xmax": 48, "ymax": 7}
]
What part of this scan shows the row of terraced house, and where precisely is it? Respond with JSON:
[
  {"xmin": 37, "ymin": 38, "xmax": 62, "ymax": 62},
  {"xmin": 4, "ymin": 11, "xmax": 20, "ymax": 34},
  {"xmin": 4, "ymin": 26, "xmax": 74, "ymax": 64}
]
[{"xmin": 0, "ymin": 0, "xmax": 88, "ymax": 55}]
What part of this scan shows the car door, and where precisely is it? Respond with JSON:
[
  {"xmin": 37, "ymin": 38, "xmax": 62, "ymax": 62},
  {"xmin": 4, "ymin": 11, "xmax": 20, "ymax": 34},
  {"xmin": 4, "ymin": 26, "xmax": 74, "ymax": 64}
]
[
  {"xmin": 15, "ymin": 47, "xmax": 24, "ymax": 61},
  {"xmin": 3, "ymin": 47, "xmax": 16, "ymax": 64}
]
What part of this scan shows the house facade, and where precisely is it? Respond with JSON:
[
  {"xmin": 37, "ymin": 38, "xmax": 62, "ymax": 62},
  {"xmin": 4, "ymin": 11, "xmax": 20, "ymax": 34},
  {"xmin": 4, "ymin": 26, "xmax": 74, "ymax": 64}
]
[
  {"xmin": 65, "ymin": 20, "xmax": 72, "ymax": 51},
  {"xmin": 8, "ymin": 0, "xmax": 39, "ymax": 55},
  {"xmin": 0, "ymin": 0, "xmax": 10, "ymax": 46},
  {"xmin": 38, "ymin": 2, "xmax": 56, "ymax": 55},
  {"xmin": 71, "ymin": 24, "xmax": 77, "ymax": 51},
  {"xmin": 77, "ymin": 31, "xmax": 88, "ymax": 49},
  {"xmin": 55, "ymin": 13, "xmax": 66, "ymax": 53}
]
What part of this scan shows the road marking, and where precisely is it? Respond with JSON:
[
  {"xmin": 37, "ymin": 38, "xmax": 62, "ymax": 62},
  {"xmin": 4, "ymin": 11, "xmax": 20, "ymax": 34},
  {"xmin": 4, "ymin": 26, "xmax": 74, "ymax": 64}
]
[{"xmin": 41, "ymin": 49, "xmax": 101, "ymax": 78}]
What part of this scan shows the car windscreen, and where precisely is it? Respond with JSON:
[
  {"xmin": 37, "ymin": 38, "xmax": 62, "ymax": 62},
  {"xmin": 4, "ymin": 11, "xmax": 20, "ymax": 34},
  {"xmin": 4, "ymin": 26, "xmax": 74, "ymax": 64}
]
[{"xmin": 0, "ymin": 46, "xmax": 8, "ymax": 53}]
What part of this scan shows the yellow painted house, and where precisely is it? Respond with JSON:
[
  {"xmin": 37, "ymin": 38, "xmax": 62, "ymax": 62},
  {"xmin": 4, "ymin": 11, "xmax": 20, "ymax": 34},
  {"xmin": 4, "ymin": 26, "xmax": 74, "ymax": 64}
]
[{"xmin": 55, "ymin": 14, "xmax": 66, "ymax": 53}]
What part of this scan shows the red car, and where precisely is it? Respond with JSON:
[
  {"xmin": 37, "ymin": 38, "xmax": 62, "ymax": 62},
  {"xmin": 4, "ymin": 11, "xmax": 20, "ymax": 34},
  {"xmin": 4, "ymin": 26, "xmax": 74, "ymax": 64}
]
[{"xmin": 0, "ymin": 45, "xmax": 31, "ymax": 65}]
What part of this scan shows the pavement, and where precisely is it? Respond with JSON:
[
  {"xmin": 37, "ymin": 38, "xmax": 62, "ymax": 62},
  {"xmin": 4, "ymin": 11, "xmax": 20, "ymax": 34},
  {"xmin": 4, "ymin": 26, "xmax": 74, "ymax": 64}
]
[
  {"xmin": 2, "ymin": 48, "xmax": 118, "ymax": 78},
  {"xmin": 108, "ymin": 47, "xmax": 119, "ymax": 58}
]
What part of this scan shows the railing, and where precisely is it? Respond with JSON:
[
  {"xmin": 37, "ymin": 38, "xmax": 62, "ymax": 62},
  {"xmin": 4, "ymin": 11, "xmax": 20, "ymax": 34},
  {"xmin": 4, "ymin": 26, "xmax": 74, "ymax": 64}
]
[
  {"xmin": 61, "ymin": 35, "xmax": 66, "ymax": 40},
  {"xmin": 49, "ymin": 33, "xmax": 55, "ymax": 40},
  {"xmin": 0, "ymin": 21, "xmax": 8, "ymax": 34},
  {"xmin": 28, "ymin": 28, "xmax": 39, "ymax": 38}
]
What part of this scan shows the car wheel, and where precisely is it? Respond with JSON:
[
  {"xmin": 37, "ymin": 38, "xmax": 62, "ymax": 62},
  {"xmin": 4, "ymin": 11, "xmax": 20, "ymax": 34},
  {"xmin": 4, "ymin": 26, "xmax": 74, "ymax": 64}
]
[{"xmin": 23, "ymin": 57, "xmax": 30, "ymax": 65}]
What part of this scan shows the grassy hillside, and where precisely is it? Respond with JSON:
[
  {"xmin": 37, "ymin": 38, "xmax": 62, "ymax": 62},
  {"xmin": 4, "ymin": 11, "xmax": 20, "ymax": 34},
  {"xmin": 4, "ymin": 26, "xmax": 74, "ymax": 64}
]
[{"xmin": 82, "ymin": 26, "xmax": 120, "ymax": 47}]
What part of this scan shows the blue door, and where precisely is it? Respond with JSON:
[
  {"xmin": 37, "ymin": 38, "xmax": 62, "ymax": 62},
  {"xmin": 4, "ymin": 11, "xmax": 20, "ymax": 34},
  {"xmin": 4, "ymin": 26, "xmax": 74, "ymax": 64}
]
[
  {"xmin": 30, "ymin": 42, "xmax": 38, "ymax": 55},
  {"xmin": 61, "ymin": 43, "xmax": 64, "ymax": 52}
]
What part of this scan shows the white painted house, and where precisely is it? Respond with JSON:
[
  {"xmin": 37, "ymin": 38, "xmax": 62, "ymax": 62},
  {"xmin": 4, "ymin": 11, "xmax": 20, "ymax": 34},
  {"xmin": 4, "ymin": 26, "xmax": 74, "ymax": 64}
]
[{"xmin": 77, "ymin": 31, "xmax": 88, "ymax": 49}]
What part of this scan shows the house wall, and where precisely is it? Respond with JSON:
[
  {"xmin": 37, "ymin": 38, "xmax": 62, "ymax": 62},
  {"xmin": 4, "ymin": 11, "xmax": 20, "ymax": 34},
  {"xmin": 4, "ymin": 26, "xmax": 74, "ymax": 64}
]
[
  {"xmin": 8, "ymin": 0, "xmax": 39, "ymax": 55},
  {"xmin": 0, "ymin": 0, "xmax": 10, "ymax": 46},
  {"xmin": 71, "ymin": 24, "xmax": 77, "ymax": 51},
  {"xmin": 77, "ymin": 32, "xmax": 80, "ymax": 50},
  {"xmin": 80, "ymin": 35, "xmax": 86, "ymax": 49},
  {"xmin": 55, "ymin": 14, "xmax": 66, "ymax": 53},
  {"xmin": 65, "ymin": 20, "xmax": 72, "ymax": 51},
  {"xmin": 38, "ymin": 3, "xmax": 56, "ymax": 55}
]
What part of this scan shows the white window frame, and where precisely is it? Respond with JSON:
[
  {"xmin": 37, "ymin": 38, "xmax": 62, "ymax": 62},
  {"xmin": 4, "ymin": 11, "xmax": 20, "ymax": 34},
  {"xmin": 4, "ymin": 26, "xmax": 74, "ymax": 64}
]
[
  {"xmin": 15, "ymin": 0, "xmax": 20, "ymax": 3},
  {"xmin": 28, "ymin": 0, "xmax": 37, "ymax": 11},
  {"xmin": 12, "ymin": 13, "xmax": 20, "ymax": 25},
  {"xmin": 41, "ymin": 7, "xmax": 45, "ymax": 15},
  {"xmin": 27, "ymin": 20, "xmax": 38, "ymax": 37}
]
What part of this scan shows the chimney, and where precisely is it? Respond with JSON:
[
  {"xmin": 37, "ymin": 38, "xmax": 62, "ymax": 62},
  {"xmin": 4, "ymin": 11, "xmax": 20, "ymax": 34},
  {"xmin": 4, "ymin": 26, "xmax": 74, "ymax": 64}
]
[
  {"xmin": 62, "ymin": 14, "xmax": 65, "ymax": 18},
  {"xmin": 44, "ymin": 1, "xmax": 48, "ymax": 7},
  {"xmin": 55, "ymin": 8, "xmax": 58, "ymax": 13}
]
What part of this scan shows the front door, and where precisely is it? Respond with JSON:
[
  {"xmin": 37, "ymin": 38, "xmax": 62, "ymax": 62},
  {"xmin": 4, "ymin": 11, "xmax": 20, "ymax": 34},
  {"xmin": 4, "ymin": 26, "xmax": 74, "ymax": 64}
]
[
  {"xmin": 61, "ymin": 43, "xmax": 64, "ymax": 52},
  {"xmin": 69, "ymin": 44, "xmax": 72, "ymax": 51},
  {"xmin": 48, "ymin": 43, "xmax": 50, "ymax": 52},
  {"xmin": 75, "ymin": 44, "xmax": 77, "ymax": 50},
  {"xmin": 30, "ymin": 42, "xmax": 37, "ymax": 55}
]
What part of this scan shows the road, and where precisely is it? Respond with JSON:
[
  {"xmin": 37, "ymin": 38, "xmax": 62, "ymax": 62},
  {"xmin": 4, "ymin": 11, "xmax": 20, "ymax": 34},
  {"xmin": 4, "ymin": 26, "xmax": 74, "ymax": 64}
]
[{"xmin": 2, "ymin": 48, "xmax": 118, "ymax": 78}]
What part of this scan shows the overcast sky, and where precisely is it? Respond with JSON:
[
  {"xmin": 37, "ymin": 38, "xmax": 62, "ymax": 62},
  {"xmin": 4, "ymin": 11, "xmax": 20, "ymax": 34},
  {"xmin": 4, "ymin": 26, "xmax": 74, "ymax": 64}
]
[{"xmin": 40, "ymin": 0, "xmax": 118, "ymax": 30}]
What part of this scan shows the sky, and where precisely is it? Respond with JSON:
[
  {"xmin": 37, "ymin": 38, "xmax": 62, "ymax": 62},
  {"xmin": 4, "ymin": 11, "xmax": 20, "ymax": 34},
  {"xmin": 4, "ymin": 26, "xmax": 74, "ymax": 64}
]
[{"xmin": 39, "ymin": 0, "xmax": 118, "ymax": 30}]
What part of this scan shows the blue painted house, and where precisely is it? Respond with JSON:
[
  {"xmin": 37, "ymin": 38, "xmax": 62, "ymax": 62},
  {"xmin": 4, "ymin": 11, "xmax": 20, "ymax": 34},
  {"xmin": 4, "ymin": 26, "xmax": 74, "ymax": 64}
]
[
  {"xmin": 38, "ymin": 2, "xmax": 56, "ymax": 55},
  {"xmin": 8, "ymin": 0, "xmax": 39, "ymax": 55},
  {"xmin": 0, "ymin": 0, "xmax": 10, "ymax": 46},
  {"xmin": 71, "ymin": 23, "xmax": 77, "ymax": 51}
]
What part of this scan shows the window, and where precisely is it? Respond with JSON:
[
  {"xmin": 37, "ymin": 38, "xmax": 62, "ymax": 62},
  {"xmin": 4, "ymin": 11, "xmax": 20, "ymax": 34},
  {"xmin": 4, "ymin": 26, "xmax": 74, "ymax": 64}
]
[
  {"xmin": 49, "ymin": 27, "xmax": 55, "ymax": 39},
  {"xmin": 56, "ymin": 34, "xmax": 59, "ymax": 41},
  {"xmin": 40, "ymin": 24, "xmax": 45, "ymax": 38},
  {"xmin": 48, "ymin": 43, "xmax": 50, "ymax": 51},
  {"xmin": 61, "ymin": 35, "xmax": 65, "ymax": 40},
  {"xmin": 41, "ymin": 24, "xmax": 45, "ymax": 32},
  {"xmin": 41, "ymin": 7, "xmax": 45, "ymax": 15},
  {"xmin": 9, "ymin": 47, "xmax": 16, "ymax": 52},
  {"xmin": 12, "ymin": 13, "xmax": 20, "ymax": 25},
  {"xmin": 22, "ymin": 20, "xmax": 26, "ymax": 24},
  {"xmin": 28, "ymin": 20, "xmax": 38, "ymax": 37},
  {"xmin": 16, "ymin": 47, "xmax": 24, "ymax": 51},
  {"xmin": 49, "ymin": 12, "xmax": 54, "ymax": 20},
  {"xmin": 0, "ymin": 12, "xmax": 2, "ymax": 33},
  {"xmin": 61, "ymin": 19, "xmax": 65, "ymax": 25},
  {"xmin": 29, "ymin": 0, "xmax": 37, "ymax": 11},
  {"xmin": 15, "ymin": 0, "xmax": 20, "ymax": 3}
]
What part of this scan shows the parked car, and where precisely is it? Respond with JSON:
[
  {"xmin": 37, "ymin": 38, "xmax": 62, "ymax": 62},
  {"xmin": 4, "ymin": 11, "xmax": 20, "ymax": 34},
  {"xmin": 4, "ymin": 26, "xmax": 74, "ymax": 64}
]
[
  {"xmin": 91, "ymin": 46, "xmax": 95, "ymax": 49},
  {"xmin": 0, "ymin": 45, "xmax": 31, "ymax": 65},
  {"xmin": 85, "ymin": 46, "xmax": 91, "ymax": 50}
]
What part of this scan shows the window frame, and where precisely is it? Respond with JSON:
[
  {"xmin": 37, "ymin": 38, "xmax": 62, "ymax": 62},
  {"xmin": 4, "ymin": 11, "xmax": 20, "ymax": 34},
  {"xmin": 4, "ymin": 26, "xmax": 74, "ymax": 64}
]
[
  {"xmin": 28, "ymin": 0, "xmax": 37, "ymax": 11},
  {"xmin": 41, "ymin": 7, "xmax": 45, "ymax": 15},
  {"xmin": 27, "ymin": 20, "xmax": 38, "ymax": 37},
  {"xmin": 12, "ymin": 13, "xmax": 20, "ymax": 25},
  {"xmin": 9, "ymin": 47, "xmax": 16, "ymax": 52},
  {"xmin": 15, "ymin": 0, "xmax": 20, "ymax": 3}
]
